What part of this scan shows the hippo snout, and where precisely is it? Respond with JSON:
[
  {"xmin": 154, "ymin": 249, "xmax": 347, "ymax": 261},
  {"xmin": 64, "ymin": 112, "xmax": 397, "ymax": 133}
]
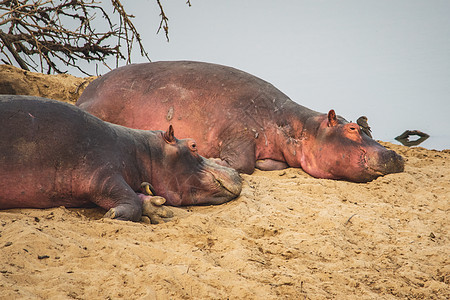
[
  {"xmin": 367, "ymin": 149, "xmax": 405, "ymax": 176},
  {"xmin": 202, "ymin": 158, "xmax": 242, "ymax": 202},
  {"xmin": 213, "ymin": 172, "xmax": 243, "ymax": 197}
]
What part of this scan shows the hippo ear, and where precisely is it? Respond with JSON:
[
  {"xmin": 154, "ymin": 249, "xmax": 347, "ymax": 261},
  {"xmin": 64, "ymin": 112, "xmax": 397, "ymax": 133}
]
[
  {"xmin": 327, "ymin": 110, "xmax": 338, "ymax": 127},
  {"xmin": 163, "ymin": 125, "xmax": 175, "ymax": 143}
]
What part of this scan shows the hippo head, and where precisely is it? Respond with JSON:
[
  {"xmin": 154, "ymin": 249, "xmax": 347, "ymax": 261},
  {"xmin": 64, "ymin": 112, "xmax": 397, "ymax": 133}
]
[
  {"xmin": 150, "ymin": 126, "xmax": 242, "ymax": 205},
  {"xmin": 299, "ymin": 110, "xmax": 404, "ymax": 182}
]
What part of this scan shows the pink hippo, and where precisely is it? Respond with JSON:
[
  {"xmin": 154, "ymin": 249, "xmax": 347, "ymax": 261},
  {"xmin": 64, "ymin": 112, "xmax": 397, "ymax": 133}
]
[{"xmin": 77, "ymin": 61, "xmax": 404, "ymax": 182}]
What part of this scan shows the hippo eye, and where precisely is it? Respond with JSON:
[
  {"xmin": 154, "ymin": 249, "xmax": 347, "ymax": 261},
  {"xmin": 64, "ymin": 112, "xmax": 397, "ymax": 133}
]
[
  {"xmin": 349, "ymin": 126, "xmax": 357, "ymax": 132},
  {"xmin": 189, "ymin": 142, "xmax": 197, "ymax": 152}
]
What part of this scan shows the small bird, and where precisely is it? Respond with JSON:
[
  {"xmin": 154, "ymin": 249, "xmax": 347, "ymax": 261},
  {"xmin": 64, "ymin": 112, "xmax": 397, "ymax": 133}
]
[{"xmin": 357, "ymin": 116, "xmax": 372, "ymax": 138}]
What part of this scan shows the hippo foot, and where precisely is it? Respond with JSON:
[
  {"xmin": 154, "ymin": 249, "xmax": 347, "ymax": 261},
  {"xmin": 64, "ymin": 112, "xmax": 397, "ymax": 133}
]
[
  {"xmin": 141, "ymin": 196, "xmax": 174, "ymax": 224},
  {"xmin": 256, "ymin": 159, "xmax": 288, "ymax": 171},
  {"xmin": 104, "ymin": 208, "xmax": 118, "ymax": 219},
  {"xmin": 103, "ymin": 205, "xmax": 141, "ymax": 222}
]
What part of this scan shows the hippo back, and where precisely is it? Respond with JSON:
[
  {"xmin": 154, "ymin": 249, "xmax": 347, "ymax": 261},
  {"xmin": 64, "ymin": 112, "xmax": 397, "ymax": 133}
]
[
  {"xmin": 0, "ymin": 96, "xmax": 132, "ymax": 208},
  {"xmin": 77, "ymin": 61, "xmax": 315, "ymax": 158}
]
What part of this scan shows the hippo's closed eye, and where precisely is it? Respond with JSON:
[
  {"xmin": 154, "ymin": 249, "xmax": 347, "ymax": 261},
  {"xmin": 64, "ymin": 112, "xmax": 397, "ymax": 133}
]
[{"xmin": 345, "ymin": 123, "xmax": 360, "ymax": 134}]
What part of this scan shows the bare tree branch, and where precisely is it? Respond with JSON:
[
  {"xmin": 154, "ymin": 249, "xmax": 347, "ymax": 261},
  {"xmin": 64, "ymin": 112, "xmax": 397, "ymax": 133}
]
[
  {"xmin": 111, "ymin": 0, "xmax": 150, "ymax": 63},
  {"xmin": 0, "ymin": 29, "xmax": 28, "ymax": 69},
  {"xmin": 156, "ymin": 0, "xmax": 169, "ymax": 42},
  {"xmin": 0, "ymin": 0, "xmax": 191, "ymax": 75}
]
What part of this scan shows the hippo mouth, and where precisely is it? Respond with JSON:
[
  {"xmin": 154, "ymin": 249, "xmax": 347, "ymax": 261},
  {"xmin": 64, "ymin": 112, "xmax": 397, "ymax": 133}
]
[
  {"xmin": 213, "ymin": 175, "xmax": 242, "ymax": 197},
  {"xmin": 361, "ymin": 148, "xmax": 405, "ymax": 180},
  {"xmin": 201, "ymin": 158, "xmax": 242, "ymax": 204},
  {"xmin": 366, "ymin": 163, "xmax": 388, "ymax": 176},
  {"xmin": 362, "ymin": 153, "xmax": 385, "ymax": 176}
]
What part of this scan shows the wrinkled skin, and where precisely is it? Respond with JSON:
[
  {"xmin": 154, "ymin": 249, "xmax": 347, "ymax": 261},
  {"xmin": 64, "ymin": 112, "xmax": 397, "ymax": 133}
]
[
  {"xmin": 77, "ymin": 61, "xmax": 404, "ymax": 182},
  {"xmin": 0, "ymin": 96, "xmax": 242, "ymax": 222}
]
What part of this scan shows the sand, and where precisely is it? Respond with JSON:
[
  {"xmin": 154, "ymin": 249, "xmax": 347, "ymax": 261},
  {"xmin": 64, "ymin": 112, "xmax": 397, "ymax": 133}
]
[
  {"xmin": 0, "ymin": 65, "xmax": 449, "ymax": 299},
  {"xmin": 0, "ymin": 65, "xmax": 96, "ymax": 104}
]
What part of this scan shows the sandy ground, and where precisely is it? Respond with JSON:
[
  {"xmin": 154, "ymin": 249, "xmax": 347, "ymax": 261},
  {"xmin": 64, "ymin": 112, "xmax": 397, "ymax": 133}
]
[
  {"xmin": 0, "ymin": 65, "xmax": 449, "ymax": 299},
  {"xmin": 0, "ymin": 65, "xmax": 96, "ymax": 103}
]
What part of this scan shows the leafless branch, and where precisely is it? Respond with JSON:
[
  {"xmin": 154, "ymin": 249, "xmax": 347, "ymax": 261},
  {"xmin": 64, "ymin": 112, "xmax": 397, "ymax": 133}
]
[
  {"xmin": 111, "ymin": 0, "xmax": 150, "ymax": 63},
  {"xmin": 0, "ymin": 0, "xmax": 192, "ymax": 75},
  {"xmin": 156, "ymin": 0, "xmax": 169, "ymax": 42},
  {"xmin": 0, "ymin": 1, "xmax": 126, "ymax": 74}
]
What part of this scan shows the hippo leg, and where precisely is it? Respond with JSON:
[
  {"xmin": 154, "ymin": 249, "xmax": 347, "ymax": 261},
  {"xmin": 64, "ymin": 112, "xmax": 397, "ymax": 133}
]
[
  {"xmin": 95, "ymin": 176, "xmax": 143, "ymax": 221},
  {"xmin": 255, "ymin": 159, "xmax": 289, "ymax": 171},
  {"xmin": 218, "ymin": 137, "xmax": 256, "ymax": 174},
  {"xmin": 102, "ymin": 196, "xmax": 142, "ymax": 222},
  {"xmin": 138, "ymin": 194, "xmax": 174, "ymax": 224}
]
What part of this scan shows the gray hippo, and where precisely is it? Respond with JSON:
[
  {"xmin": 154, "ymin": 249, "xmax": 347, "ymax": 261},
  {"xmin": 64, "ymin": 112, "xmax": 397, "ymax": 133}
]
[
  {"xmin": 77, "ymin": 61, "xmax": 404, "ymax": 182},
  {"xmin": 0, "ymin": 95, "xmax": 242, "ymax": 222}
]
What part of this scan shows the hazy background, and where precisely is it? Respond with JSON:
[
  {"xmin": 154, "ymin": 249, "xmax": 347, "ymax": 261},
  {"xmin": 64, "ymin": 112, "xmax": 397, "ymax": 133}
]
[{"xmin": 14, "ymin": 1, "xmax": 450, "ymax": 149}]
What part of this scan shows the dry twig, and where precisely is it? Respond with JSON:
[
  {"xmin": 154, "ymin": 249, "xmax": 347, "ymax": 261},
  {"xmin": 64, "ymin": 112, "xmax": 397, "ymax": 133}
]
[{"xmin": 0, "ymin": 0, "xmax": 190, "ymax": 75}]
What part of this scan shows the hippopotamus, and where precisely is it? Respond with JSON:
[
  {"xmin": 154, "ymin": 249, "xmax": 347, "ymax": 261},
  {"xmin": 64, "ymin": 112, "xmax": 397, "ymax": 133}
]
[
  {"xmin": 77, "ymin": 61, "xmax": 404, "ymax": 182},
  {"xmin": 0, "ymin": 95, "xmax": 242, "ymax": 222}
]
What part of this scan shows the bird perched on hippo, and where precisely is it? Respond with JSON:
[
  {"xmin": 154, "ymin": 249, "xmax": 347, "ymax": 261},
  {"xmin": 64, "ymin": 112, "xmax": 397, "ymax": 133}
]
[
  {"xmin": 357, "ymin": 116, "xmax": 373, "ymax": 138},
  {"xmin": 77, "ymin": 61, "xmax": 404, "ymax": 182},
  {"xmin": 0, "ymin": 96, "xmax": 242, "ymax": 222}
]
